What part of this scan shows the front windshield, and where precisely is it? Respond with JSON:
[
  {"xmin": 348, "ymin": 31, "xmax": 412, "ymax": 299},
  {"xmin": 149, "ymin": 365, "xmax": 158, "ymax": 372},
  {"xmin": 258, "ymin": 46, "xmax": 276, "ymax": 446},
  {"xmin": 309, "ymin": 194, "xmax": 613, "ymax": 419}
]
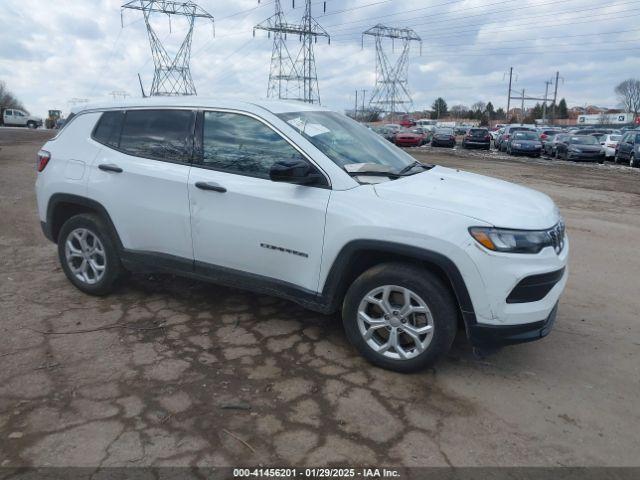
[
  {"xmin": 277, "ymin": 111, "xmax": 415, "ymax": 171},
  {"xmin": 570, "ymin": 136, "xmax": 598, "ymax": 145},
  {"xmin": 513, "ymin": 132, "xmax": 538, "ymax": 140}
]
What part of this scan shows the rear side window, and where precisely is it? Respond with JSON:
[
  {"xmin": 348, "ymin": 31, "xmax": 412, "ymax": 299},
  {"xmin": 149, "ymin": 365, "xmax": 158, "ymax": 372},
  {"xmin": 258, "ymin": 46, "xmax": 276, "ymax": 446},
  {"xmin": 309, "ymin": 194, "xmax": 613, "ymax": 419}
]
[
  {"xmin": 93, "ymin": 111, "xmax": 123, "ymax": 147},
  {"xmin": 119, "ymin": 109, "xmax": 195, "ymax": 163}
]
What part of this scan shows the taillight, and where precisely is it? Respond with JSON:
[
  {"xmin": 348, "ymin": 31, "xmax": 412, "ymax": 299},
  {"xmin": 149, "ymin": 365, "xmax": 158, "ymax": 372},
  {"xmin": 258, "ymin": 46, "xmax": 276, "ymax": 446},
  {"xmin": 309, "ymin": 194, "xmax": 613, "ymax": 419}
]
[
  {"xmin": 450, "ymin": 135, "xmax": 455, "ymax": 140},
  {"xmin": 484, "ymin": 135, "xmax": 490, "ymax": 140},
  {"xmin": 37, "ymin": 150, "xmax": 51, "ymax": 172},
  {"xmin": 541, "ymin": 134, "xmax": 548, "ymax": 140}
]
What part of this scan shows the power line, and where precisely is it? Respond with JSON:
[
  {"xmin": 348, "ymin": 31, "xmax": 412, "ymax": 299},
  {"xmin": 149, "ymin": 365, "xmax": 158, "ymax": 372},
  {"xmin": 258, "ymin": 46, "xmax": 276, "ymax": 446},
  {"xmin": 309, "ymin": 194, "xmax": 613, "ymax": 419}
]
[{"xmin": 332, "ymin": 1, "xmax": 640, "ymax": 40}]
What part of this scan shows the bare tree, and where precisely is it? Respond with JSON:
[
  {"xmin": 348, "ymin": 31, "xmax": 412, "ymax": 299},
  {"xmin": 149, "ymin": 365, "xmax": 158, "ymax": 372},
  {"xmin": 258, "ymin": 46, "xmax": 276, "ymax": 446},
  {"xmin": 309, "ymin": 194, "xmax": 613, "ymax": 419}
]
[
  {"xmin": 471, "ymin": 101, "xmax": 486, "ymax": 113},
  {"xmin": 450, "ymin": 104, "xmax": 469, "ymax": 119},
  {"xmin": 615, "ymin": 79, "xmax": 640, "ymax": 117},
  {"xmin": 0, "ymin": 81, "xmax": 26, "ymax": 111}
]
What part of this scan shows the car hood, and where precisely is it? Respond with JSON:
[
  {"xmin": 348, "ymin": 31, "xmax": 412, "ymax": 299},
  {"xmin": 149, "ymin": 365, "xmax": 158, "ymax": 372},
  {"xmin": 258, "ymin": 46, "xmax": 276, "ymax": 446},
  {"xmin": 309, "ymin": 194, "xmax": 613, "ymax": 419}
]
[{"xmin": 374, "ymin": 165, "xmax": 559, "ymax": 229}]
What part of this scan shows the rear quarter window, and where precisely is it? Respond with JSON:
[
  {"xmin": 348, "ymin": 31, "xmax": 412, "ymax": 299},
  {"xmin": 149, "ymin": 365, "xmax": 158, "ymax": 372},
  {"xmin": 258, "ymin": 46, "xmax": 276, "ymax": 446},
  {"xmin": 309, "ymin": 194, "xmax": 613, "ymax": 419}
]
[
  {"xmin": 119, "ymin": 109, "xmax": 195, "ymax": 163},
  {"xmin": 92, "ymin": 111, "xmax": 124, "ymax": 148}
]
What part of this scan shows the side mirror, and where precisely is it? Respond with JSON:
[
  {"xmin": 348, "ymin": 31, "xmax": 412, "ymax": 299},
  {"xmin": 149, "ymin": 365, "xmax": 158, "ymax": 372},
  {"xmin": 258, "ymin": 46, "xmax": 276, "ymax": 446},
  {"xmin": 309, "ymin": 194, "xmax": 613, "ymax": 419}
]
[{"xmin": 269, "ymin": 159, "xmax": 325, "ymax": 186}]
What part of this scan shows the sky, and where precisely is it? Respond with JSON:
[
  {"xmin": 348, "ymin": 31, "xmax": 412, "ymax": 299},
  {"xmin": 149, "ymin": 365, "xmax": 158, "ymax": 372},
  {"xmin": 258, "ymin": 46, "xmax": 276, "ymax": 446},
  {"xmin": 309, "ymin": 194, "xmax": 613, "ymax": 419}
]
[{"xmin": 1, "ymin": 0, "xmax": 639, "ymax": 118}]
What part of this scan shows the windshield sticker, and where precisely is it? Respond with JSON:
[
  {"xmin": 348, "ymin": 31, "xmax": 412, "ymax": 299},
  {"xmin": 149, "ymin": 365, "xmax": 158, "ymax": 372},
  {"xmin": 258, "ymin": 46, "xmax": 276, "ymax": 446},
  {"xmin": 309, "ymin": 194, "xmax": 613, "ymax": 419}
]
[{"xmin": 287, "ymin": 117, "xmax": 330, "ymax": 137}]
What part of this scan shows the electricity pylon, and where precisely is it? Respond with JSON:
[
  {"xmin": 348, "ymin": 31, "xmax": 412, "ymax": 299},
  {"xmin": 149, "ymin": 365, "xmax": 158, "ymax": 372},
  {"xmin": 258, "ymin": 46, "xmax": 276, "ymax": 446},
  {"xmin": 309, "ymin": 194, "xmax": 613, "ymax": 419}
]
[
  {"xmin": 255, "ymin": 0, "xmax": 329, "ymax": 104},
  {"xmin": 121, "ymin": 1, "xmax": 214, "ymax": 96},
  {"xmin": 254, "ymin": 0, "xmax": 301, "ymax": 100},
  {"xmin": 362, "ymin": 24, "xmax": 422, "ymax": 118}
]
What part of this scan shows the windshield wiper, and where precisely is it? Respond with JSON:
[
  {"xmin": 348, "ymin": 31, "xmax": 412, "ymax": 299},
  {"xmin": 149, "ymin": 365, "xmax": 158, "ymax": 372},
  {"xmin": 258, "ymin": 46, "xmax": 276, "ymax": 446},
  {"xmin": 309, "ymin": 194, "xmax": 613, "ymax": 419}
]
[{"xmin": 395, "ymin": 160, "xmax": 430, "ymax": 176}]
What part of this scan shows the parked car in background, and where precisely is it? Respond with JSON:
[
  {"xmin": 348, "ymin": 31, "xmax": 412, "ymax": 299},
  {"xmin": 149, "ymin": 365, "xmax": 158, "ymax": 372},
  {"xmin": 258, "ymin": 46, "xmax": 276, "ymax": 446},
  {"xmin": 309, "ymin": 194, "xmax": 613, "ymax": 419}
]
[
  {"xmin": 555, "ymin": 135, "xmax": 603, "ymax": 162},
  {"xmin": 394, "ymin": 129, "xmax": 424, "ymax": 148},
  {"xmin": 399, "ymin": 117, "xmax": 416, "ymax": 128},
  {"xmin": 35, "ymin": 97, "xmax": 569, "ymax": 372},
  {"xmin": 506, "ymin": 131, "xmax": 543, "ymax": 157},
  {"xmin": 615, "ymin": 131, "xmax": 640, "ymax": 167},
  {"xmin": 599, "ymin": 134, "xmax": 622, "ymax": 160},
  {"xmin": 410, "ymin": 127, "xmax": 431, "ymax": 144},
  {"xmin": 1, "ymin": 108, "xmax": 43, "ymax": 129},
  {"xmin": 462, "ymin": 128, "xmax": 491, "ymax": 150},
  {"xmin": 538, "ymin": 129, "xmax": 561, "ymax": 143},
  {"xmin": 490, "ymin": 127, "xmax": 504, "ymax": 142},
  {"xmin": 373, "ymin": 126, "xmax": 398, "ymax": 143},
  {"xmin": 497, "ymin": 125, "xmax": 537, "ymax": 152},
  {"xmin": 543, "ymin": 133, "xmax": 569, "ymax": 158},
  {"xmin": 431, "ymin": 127, "xmax": 456, "ymax": 148},
  {"xmin": 384, "ymin": 123, "xmax": 402, "ymax": 134},
  {"xmin": 455, "ymin": 126, "xmax": 468, "ymax": 135}
]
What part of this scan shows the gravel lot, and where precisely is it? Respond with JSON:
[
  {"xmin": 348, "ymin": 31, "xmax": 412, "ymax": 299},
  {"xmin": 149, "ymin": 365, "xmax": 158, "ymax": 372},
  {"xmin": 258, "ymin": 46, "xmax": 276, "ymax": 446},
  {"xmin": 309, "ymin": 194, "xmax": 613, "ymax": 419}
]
[{"xmin": 1, "ymin": 127, "xmax": 639, "ymax": 468}]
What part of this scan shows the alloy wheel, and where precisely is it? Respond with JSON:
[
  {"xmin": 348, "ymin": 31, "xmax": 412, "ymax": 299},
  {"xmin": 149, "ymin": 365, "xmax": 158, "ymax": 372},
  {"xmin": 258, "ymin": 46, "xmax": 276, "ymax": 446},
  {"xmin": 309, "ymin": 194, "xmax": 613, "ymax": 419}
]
[
  {"xmin": 64, "ymin": 228, "xmax": 106, "ymax": 284},
  {"xmin": 356, "ymin": 285, "xmax": 434, "ymax": 361}
]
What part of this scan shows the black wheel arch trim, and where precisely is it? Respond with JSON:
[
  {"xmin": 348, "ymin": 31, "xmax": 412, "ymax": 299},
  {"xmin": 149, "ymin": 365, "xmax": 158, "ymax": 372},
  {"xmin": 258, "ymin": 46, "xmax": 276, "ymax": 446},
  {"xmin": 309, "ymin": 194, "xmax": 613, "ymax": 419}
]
[
  {"xmin": 321, "ymin": 240, "xmax": 477, "ymax": 325},
  {"xmin": 45, "ymin": 193, "xmax": 124, "ymax": 249}
]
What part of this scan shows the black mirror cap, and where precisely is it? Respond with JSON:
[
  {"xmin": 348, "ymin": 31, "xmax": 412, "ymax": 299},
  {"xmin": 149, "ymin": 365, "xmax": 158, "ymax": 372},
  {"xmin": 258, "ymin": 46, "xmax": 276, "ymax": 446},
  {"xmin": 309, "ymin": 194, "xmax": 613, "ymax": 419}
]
[{"xmin": 269, "ymin": 159, "xmax": 326, "ymax": 186}]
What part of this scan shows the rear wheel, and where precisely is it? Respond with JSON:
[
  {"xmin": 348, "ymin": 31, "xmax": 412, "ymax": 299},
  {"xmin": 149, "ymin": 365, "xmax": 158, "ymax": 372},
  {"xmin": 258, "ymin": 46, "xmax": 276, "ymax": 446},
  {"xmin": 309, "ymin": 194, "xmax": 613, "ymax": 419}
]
[
  {"xmin": 27, "ymin": 121, "xmax": 37, "ymax": 129},
  {"xmin": 631, "ymin": 154, "xmax": 638, "ymax": 168},
  {"xmin": 342, "ymin": 263, "xmax": 457, "ymax": 373},
  {"xmin": 57, "ymin": 214, "xmax": 123, "ymax": 296}
]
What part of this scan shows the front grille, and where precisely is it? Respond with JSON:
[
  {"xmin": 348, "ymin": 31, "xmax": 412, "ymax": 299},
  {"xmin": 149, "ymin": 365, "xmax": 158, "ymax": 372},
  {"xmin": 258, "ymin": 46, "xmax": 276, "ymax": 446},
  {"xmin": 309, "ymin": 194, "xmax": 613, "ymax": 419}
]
[{"xmin": 548, "ymin": 221, "xmax": 565, "ymax": 254}]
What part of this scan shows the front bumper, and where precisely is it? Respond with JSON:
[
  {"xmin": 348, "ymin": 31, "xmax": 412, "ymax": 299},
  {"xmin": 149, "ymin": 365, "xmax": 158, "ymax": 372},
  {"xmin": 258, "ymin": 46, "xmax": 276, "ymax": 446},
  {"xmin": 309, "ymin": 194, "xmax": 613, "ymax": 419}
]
[
  {"xmin": 464, "ymin": 140, "xmax": 490, "ymax": 148},
  {"xmin": 432, "ymin": 139, "xmax": 455, "ymax": 146},
  {"xmin": 468, "ymin": 302, "xmax": 558, "ymax": 348},
  {"xmin": 511, "ymin": 146, "xmax": 541, "ymax": 155},
  {"xmin": 396, "ymin": 140, "xmax": 422, "ymax": 147},
  {"xmin": 567, "ymin": 151, "xmax": 602, "ymax": 161}
]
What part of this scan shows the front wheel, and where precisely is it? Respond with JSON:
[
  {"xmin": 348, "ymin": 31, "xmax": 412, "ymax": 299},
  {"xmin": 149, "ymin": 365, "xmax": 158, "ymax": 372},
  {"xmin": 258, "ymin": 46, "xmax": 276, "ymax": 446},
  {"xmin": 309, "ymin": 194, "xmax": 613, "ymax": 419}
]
[
  {"xmin": 57, "ymin": 214, "xmax": 123, "ymax": 296},
  {"xmin": 631, "ymin": 154, "xmax": 638, "ymax": 168},
  {"xmin": 342, "ymin": 263, "xmax": 457, "ymax": 373}
]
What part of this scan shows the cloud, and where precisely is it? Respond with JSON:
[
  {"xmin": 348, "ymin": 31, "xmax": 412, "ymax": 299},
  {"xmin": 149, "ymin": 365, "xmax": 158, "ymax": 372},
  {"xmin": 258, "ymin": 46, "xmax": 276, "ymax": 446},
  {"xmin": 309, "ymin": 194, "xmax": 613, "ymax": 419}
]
[{"xmin": 0, "ymin": 0, "xmax": 635, "ymax": 117}]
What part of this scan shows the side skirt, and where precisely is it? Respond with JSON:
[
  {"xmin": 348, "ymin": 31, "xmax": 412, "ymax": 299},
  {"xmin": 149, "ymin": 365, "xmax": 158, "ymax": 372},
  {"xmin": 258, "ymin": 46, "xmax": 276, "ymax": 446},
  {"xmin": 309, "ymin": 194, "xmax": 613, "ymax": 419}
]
[{"xmin": 119, "ymin": 250, "xmax": 333, "ymax": 315}]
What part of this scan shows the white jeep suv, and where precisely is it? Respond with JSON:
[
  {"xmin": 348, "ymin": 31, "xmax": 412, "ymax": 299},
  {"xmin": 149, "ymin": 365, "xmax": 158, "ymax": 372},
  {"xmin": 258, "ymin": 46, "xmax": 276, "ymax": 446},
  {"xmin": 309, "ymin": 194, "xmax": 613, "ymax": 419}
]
[{"xmin": 35, "ymin": 98, "xmax": 568, "ymax": 372}]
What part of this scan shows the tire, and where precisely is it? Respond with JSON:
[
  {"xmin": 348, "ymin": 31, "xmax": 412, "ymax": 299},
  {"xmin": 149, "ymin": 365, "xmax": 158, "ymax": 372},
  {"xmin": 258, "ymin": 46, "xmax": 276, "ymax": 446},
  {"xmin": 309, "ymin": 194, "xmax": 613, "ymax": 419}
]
[
  {"xmin": 341, "ymin": 263, "xmax": 458, "ymax": 373},
  {"xmin": 631, "ymin": 154, "xmax": 637, "ymax": 168},
  {"xmin": 57, "ymin": 213, "xmax": 123, "ymax": 296},
  {"xmin": 27, "ymin": 121, "xmax": 37, "ymax": 129}
]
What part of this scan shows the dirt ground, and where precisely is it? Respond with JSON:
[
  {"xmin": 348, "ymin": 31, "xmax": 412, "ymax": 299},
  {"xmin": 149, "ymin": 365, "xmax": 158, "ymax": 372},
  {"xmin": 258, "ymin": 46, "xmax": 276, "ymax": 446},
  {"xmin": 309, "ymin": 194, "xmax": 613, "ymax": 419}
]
[{"xmin": 1, "ymin": 127, "xmax": 639, "ymax": 468}]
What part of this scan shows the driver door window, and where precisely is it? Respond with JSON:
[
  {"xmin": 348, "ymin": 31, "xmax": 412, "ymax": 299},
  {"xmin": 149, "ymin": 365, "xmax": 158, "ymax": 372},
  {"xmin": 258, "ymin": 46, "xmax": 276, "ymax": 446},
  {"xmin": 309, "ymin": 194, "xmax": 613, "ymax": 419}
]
[{"xmin": 201, "ymin": 111, "xmax": 305, "ymax": 179}]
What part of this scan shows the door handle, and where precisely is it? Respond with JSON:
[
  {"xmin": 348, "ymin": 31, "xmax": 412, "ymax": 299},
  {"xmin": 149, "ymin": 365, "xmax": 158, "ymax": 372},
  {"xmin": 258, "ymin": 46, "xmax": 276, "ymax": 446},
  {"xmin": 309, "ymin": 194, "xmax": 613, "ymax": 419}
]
[
  {"xmin": 98, "ymin": 164, "xmax": 123, "ymax": 173},
  {"xmin": 195, "ymin": 181, "xmax": 227, "ymax": 193}
]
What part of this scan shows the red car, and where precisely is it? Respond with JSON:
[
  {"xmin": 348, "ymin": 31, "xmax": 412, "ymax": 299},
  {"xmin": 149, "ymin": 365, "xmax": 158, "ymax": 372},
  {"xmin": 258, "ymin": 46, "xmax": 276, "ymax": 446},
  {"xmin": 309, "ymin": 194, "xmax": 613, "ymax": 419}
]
[
  {"xmin": 394, "ymin": 130, "xmax": 424, "ymax": 147},
  {"xmin": 399, "ymin": 117, "xmax": 416, "ymax": 128}
]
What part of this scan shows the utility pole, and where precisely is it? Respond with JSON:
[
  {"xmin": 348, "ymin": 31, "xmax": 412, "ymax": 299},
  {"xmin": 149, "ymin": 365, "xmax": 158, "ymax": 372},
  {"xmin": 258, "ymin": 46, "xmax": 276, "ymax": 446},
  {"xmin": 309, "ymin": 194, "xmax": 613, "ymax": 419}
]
[
  {"xmin": 354, "ymin": 89, "xmax": 358, "ymax": 120},
  {"xmin": 506, "ymin": 66, "xmax": 513, "ymax": 118},
  {"xmin": 542, "ymin": 79, "xmax": 552, "ymax": 123},
  {"xmin": 552, "ymin": 71, "xmax": 560, "ymax": 122},
  {"xmin": 361, "ymin": 89, "xmax": 367, "ymax": 119},
  {"xmin": 520, "ymin": 89, "xmax": 525, "ymax": 123}
]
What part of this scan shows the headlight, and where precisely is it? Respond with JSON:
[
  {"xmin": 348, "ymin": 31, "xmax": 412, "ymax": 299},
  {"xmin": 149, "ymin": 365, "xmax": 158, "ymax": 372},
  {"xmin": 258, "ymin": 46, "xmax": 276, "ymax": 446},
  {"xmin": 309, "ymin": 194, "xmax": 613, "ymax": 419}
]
[
  {"xmin": 569, "ymin": 147, "xmax": 581, "ymax": 152},
  {"xmin": 469, "ymin": 226, "xmax": 555, "ymax": 254},
  {"xmin": 513, "ymin": 142, "xmax": 522, "ymax": 147}
]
